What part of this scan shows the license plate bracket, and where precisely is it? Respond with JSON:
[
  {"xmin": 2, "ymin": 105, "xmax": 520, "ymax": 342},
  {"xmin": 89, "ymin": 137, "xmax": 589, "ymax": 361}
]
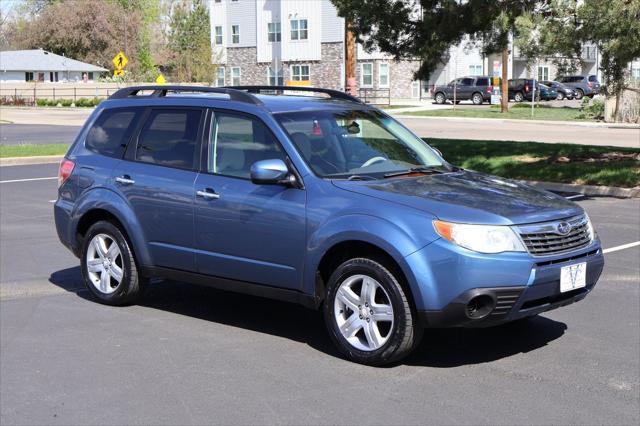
[{"xmin": 560, "ymin": 262, "xmax": 587, "ymax": 293}]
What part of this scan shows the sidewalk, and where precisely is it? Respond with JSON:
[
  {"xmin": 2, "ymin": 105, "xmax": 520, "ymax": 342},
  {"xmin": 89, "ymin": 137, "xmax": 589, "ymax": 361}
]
[{"xmin": 0, "ymin": 107, "xmax": 93, "ymax": 126}]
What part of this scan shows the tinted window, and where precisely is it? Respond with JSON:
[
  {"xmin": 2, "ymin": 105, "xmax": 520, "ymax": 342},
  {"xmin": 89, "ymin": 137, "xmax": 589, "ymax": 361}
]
[
  {"xmin": 86, "ymin": 108, "xmax": 141, "ymax": 158},
  {"xmin": 460, "ymin": 78, "xmax": 474, "ymax": 86},
  {"xmin": 475, "ymin": 78, "xmax": 489, "ymax": 86},
  {"xmin": 135, "ymin": 109, "xmax": 202, "ymax": 170},
  {"xmin": 588, "ymin": 75, "xmax": 598, "ymax": 82},
  {"xmin": 209, "ymin": 113, "xmax": 285, "ymax": 178}
]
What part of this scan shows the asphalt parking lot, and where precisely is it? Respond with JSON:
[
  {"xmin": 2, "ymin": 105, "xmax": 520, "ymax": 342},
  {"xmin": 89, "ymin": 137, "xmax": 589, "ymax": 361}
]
[{"xmin": 1, "ymin": 163, "xmax": 639, "ymax": 425}]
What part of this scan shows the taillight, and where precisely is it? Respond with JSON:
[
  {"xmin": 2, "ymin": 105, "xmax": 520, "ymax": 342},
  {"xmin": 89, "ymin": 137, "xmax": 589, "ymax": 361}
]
[
  {"xmin": 58, "ymin": 159, "xmax": 75, "ymax": 187},
  {"xmin": 487, "ymin": 86, "xmax": 493, "ymax": 92},
  {"xmin": 588, "ymin": 82, "xmax": 593, "ymax": 88},
  {"xmin": 524, "ymin": 84, "xmax": 529, "ymax": 92}
]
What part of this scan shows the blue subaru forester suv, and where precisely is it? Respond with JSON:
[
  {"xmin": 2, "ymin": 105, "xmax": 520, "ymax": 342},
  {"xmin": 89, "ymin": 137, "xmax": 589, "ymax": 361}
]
[{"xmin": 55, "ymin": 85, "xmax": 604, "ymax": 365}]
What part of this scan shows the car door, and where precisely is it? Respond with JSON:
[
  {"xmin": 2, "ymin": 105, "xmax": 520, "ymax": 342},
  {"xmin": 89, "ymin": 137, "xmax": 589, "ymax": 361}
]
[
  {"xmin": 459, "ymin": 78, "xmax": 475, "ymax": 99},
  {"xmin": 193, "ymin": 110, "xmax": 306, "ymax": 291},
  {"xmin": 111, "ymin": 107, "xmax": 204, "ymax": 271}
]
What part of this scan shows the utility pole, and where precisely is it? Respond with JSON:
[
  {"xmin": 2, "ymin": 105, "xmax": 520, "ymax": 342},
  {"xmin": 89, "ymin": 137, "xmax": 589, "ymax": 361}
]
[
  {"xmin": 345, "ymin": 21, "xmax": 357, "ymax": 96},
  {"xmin": 501, "ymin": 46, "xmax": 509, "ymax": 113}
]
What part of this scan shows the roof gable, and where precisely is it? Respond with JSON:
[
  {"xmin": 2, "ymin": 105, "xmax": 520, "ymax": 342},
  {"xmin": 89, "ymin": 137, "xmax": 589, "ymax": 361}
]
[{"xmin": 0, "ymin": 50, "xmax": 108, "ymax": 72}]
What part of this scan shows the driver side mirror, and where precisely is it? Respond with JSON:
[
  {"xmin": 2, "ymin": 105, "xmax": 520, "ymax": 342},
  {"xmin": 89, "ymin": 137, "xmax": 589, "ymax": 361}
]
[{"xmin": 250, "ymin": 159, "xmax": 296, "ymax": 186}]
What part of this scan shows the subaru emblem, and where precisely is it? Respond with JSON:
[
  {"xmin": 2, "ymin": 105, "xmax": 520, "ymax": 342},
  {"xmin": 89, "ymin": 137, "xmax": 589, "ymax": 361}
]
[{"xmin": 556, "ymin": 222, "xmax": 572, "ymax": 235}]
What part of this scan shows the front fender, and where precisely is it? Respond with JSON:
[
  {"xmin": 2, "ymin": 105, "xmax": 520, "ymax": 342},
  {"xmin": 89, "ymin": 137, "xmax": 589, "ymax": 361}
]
[
  {"xmin": 304, "ymin": 214, "xmax": 435, "ymax": 309},
  {"xmin": 70, "ymin": 187, "xmax": 152, "ymax": 266}
]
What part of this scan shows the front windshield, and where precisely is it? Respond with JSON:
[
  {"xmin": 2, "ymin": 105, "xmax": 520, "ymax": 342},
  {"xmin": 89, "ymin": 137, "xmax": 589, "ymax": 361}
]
[{"xmin": 276, "ymin": 109, "xmax": 447, "ymax": 179}]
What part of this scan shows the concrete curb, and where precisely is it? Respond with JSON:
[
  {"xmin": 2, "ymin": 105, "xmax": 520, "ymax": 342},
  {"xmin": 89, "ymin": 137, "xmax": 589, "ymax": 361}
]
[
  {"xmin": 0, "ymin": 155, "xmax": 63, "ymax": 167},
  {"xmin": 395, "ymin": 114, "xmax": 640, "ymax": 129},
  {"xmin": 523, "ymin": 180, "xmax": 640, "ymax": 198},
  {"xmin": 1, "ymin": 155, "xmax": 637, "ymax": 198}
]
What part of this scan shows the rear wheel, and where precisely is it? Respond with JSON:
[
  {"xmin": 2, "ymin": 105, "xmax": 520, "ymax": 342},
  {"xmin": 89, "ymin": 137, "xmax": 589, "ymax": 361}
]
[
  {"xmin": 472, "ymin": 92, "xmax": 484, "ymax": 105},
  {"xmin": 557, "ymin": 92, "xmax": 565, "ymax": 101},
  {"xmin": 434, "ymin": 92, "xmax": 446, "ymax": 104},
  {"xmin": 81, "ymin": 221, "xmax": 147, "ymax": 306},
  {"xmin": 323, "ymin": 258, "xmax": 422, "ymax": 366},
  {"xmin": 514, "ymin": 92, "xmax": 525, "ymax": 102},
  {"xmin": 575, "ymin": 89, "xmax": 584, "ymax": 100}
]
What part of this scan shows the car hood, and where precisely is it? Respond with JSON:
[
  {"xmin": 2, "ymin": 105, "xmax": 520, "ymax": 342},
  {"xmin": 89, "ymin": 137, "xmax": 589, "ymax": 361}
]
[{"xmin": 331, "ymin": 170, "xmax": 582, "ymax": 225}]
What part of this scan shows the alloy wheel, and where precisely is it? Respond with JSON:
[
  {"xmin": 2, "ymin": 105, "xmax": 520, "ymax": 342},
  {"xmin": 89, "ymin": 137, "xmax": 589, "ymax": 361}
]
[
  {"xmin": 333, "ymin": 274, "xmax": 394, "ymax": 351},
  {"xmin": 86, "ymin": 233, "xmax": 124, "ymax": 294}
]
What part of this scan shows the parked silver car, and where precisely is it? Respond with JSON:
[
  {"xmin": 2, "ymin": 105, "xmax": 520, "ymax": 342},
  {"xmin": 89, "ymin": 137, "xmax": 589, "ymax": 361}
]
[{"xmin": 558, "ymin": 75, "xmax": 601, "ymax": 100}]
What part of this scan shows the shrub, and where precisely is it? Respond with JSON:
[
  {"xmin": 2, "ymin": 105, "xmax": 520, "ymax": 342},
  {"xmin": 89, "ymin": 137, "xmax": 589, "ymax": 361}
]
[{"xmin": 577, "ymin": 97, "xmax": 605, "ymax": 120}]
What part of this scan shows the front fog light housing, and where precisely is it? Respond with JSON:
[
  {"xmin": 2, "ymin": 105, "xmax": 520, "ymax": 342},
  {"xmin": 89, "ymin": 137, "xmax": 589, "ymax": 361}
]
[{"xmin": 433, "ymin": 220, "xmax": 526, "ymax": 254}]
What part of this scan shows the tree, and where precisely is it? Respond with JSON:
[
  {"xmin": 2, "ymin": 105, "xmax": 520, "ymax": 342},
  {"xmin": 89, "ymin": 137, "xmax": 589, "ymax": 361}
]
[
  {"xmin": 331, "ymin": 0, "xmax": 539, "ymax": 111},
  {"xmin": 514, "ymin": 0, "xmax": 640, "ymax": 119},
  {"xmin": 166, "ymin": 0, "xmax": 215, "ymax": 82}
]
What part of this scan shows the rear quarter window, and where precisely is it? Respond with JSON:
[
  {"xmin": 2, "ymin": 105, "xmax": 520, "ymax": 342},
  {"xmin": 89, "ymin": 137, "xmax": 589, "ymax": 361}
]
[
  {"xmin": 85, "ymin": 108, "xmax": 142, "ymax": 158},
  {"xmin": 475, "ymin": 78, "xmax": 489, "ymax": 86}
]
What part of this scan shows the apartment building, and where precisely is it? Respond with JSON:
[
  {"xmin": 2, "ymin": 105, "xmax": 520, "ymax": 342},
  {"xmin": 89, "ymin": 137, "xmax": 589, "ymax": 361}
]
[{"xmin": 208, "ymin": 0, "xmax": 422, "ymax": 99}]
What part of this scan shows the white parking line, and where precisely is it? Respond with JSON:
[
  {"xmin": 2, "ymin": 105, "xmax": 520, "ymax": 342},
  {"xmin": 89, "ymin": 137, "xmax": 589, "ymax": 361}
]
[
  {"xmin": 0, "ymin": 176, "xmax": 57, "ymax": 184},
  {"xmin": 603, "ymin": 241, "xmax": 640, "ymax": 254}
]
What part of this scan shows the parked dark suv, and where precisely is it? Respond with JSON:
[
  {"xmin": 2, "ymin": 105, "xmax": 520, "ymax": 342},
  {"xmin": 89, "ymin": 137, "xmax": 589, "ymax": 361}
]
[
  {"xmin": 55, "ymin": 85, "xmax": 604, "ymax": 366},
  {"xmin": 432, "ymin": 76, "xmax": 498, "ymax": 105},
  {"xmin": 558, "ymin": 75, "xmax": 601, "ymax": 100},
  {"xmin": 508, "ymin": 79, "xmax": 541, "ymax": 102}
]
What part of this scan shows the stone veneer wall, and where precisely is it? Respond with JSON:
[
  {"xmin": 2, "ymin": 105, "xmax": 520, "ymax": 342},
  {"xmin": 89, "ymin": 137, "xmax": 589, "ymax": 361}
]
[
  {"xmin": 355, "ymin": 58, "xmax": 422, "ymax": 100},
  {"xmin": 222, "ymin": 42, "xmax": 343, "ymax": 89}
]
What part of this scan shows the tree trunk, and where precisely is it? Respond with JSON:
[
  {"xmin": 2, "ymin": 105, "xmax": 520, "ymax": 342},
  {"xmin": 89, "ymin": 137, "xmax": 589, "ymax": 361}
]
[
  {"xmin": 501, "ymin": 47, "xmax": 509, "ymax": 113},
  {"xmin": 613, "ymin": 90, "xmax": 622, "ymax": 122}
]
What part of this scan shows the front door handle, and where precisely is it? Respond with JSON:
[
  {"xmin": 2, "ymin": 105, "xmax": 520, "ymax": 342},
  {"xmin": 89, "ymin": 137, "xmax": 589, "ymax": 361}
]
[
  {"xmin": 115, "ymin": 175, "xmax": 135, "ymax": 185},
  {"xmin": 196, "ymin": 188, "xmax": 220, "ymax": 200}
]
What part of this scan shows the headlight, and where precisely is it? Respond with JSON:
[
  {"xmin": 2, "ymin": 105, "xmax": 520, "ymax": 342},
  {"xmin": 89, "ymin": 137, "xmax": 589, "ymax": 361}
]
[
  {"xmin": 585, "ymin": 213, "xmax": 595, "ymax": 241},
  {"xmin": 433, "ymin": 220, "xmax": 526, "ymax": 254}
]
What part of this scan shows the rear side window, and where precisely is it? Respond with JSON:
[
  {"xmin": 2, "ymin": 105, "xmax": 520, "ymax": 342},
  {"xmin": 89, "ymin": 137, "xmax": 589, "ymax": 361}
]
[
  {"xmin": 588, "ymin": 75, "xmax": 598, "ymax": 82},
  {"xmin": 135, "ymin": 109, "xmax": 202, "ymax": 170},
  {"xmin": 85, "ymin": 108, "xmax": 141, "ymax": 158},
  {"xmin": 475, "ymin": 78, "xmax": 489, "ymax": 86}
]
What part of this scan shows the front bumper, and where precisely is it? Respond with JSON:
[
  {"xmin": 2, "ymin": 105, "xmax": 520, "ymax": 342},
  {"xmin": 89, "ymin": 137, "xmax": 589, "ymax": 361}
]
[{"xmin": 405, "ymin": 238, "xmax": 604, "ymax": 328}]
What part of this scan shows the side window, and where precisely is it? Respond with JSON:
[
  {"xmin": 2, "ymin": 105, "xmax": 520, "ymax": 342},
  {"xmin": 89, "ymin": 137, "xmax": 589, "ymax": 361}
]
[
  {"xmin": 135, "ymin": 109, "xmax": 202, "ymax": 170},
  {"xmin": 209, "ymin": 113, "xmax": 285, "ymax": 179},
  {"xmin": 588, "ymin": 75, "xmax": 598, "ymax": 82},
  {"xmin": 475, "ymin": 78, "xmax": 489, "ymax": 86},
  {"xmin": 86, "ymin": 108, "xmax": 141, "ymax": 158},
  {"xmin": 461, "ymin": 78, "xmax": 474, "ymax": 86}
]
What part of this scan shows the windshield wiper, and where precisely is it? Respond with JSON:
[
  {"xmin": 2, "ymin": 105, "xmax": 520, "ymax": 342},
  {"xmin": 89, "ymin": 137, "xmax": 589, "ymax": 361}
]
[
  {"xmin": 383, "ymin": 166, "xmax": 443, "ymax": 178},
  {"xmin": 346, "ymin": 174, "xmax": 377, "ymax": 181}
]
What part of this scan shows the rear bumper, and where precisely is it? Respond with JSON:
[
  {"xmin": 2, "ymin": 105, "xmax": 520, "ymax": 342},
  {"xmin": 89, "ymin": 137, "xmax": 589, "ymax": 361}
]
[{"xmin": 417, "ymin": 248, "xmax": 604, "ymax": 328}]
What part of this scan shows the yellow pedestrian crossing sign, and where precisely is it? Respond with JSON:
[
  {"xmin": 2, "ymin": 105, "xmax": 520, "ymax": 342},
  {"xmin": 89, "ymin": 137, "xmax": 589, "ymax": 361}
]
[
  {"xmin": 112, "ymin": 51, "xmax": 128, "ymax": 70},
  {"xmin": 155, "ymin": 74, "xmax": 166, "ymax": 85},
  {"xmin": 114, "ymin": 69, "xmax": 125, "ymax": 77}
]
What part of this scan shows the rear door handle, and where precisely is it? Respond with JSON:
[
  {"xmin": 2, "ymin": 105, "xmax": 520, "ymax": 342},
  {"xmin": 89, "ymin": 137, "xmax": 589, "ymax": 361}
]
[
  {"xmin": 115, "ymin": 176, "xmax": 135, "ymax": 185},
  {"xmin": 196, "ymin": 188, "xmax": 220, "ymax": 200}
]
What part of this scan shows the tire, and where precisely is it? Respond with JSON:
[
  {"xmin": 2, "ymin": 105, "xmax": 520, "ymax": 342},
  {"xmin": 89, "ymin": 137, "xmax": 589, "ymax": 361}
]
[
  {"xmin": 81, "ymin": 220, "xmax": 147, "ymax": 306},
  {"xmin": 323, "ymin": 257, "xmax": 422, "ymax": 366},
  {"xmin": 514, "ymin": 91, "xmax": 524, "ymax": 102},
  {"xmin": 557, "ymin": 92, "xmax": 565, "ymax": 101},
  {"xmin": 472, "ymin": 92, "xmax": 483, "ymax": 105},
  {"xmin": 434, "ymin": 92, "xmax": 446, "ymax": 104},
  {"xmin": 575, "ymin": 89, "xmax": 584, "ymax": 100}
]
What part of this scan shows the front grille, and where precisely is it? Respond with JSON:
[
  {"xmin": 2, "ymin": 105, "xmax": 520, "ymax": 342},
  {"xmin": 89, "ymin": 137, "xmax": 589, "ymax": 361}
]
[{"xmin": 517, "ymin": 215, "xmax": 592, "ymax": 256}]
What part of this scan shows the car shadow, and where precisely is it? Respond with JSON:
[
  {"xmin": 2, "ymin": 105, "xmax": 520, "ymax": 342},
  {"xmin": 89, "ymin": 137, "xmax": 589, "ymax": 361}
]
[{"xmin": 49, "ymin": 267, "xmax": 567, "ymax": 368}]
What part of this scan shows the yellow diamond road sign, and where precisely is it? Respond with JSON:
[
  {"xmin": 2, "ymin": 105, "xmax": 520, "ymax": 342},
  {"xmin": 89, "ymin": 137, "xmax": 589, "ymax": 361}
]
[
  {"xmin": 114, "ymin": 69, "xmax": 125, "ymax": 77},
  {"xmin": 112, "ymin": 51, "xmax": 128, "ymax": 70},
  {"xmin": 155, "ymin": 74, "xmax": 166, "ymax": 85}
]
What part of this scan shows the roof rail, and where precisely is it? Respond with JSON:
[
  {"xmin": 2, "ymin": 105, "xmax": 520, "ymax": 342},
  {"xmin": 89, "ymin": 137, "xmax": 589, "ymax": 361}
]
[
  {"xmin": 108, "ymin": 85, "xmax": 262, "ymax": 105},
  {"xmin": 225, "ymin": 85, "xmax": 363, "ymax": 104}
]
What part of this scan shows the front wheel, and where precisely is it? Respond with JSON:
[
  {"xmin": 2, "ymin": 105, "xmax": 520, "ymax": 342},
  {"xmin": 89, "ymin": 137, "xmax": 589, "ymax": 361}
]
[
  {"xmin": 81, "ymin": 221, "xmax": 147, "ymax": 306},
  {"xmin": 434, "ymin": 92, "xmax": 446, "ymax": 104},
  {"xmin": 557, "ymin": 92, "xmax": 565, "ymax": 101},
  {"xmin": 323, "ymin": 258, "xmax": 422, "ymax": 366}
]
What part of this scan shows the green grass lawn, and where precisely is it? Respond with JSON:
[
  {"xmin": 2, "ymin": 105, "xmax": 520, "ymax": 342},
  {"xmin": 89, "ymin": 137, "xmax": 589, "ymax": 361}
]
[
  {"xmin": 2, "ymin": 139, "xmax": 638, "ymax": 188},
  {"xmin": 0, "ymin": 143, "xmax": 69, "ymax": 158},
  {"xmin": 428, "ymin": 138, "xmax": 639, "ymax": 188},
  {"xmin": 404, "ymin": 105, "xmax": 586, "ymax": 121}
]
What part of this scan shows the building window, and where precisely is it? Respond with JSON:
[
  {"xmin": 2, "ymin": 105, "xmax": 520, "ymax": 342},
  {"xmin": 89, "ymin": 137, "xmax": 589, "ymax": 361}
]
[
  {"xmin": 468, "ymin": 64, "xmax": 482, "ymax": 76},
  {"xmin": 268, "ymin": 22, "xmax": 281, "ymax": 42},
  {"xmin": 88, "ymin": 72, "xmax": 94, "ymax": 80},
  {"xmin": 360, "ymin": 63, "xmax": 373, "ymax": 87},
  {"xmin": 290, "ymin": 19, "xmax": 308, "ymax": 40},
  {"xmin": 231, "ymin": 67, "xmax": 241, "ymax": 86},
  {"xmin": 231, "ymin": 25, "xmax": 240, "ymax": 44},
  {"xmin": 214, "ymin": 0, "xmax": 221, "ymax": 3},
  {"xmin": 632, "ymin": 67, "xmax": 640, "ymax": 80},
  {"xmin": 214, "ymin": 26, "xmax": 223, "ymax": 45},
  {"xmin": 25, "ymin": 72, "xmax": 34, "ymax": 82},
  {"xmin": 378, "ymin": 63, "xmax": 389, "ymax": 87},
  {"xmin": 268, "ymin": 67, "xmax": 283, "ymax": 85},
  {"xmin": 537, "ymin": 66, "xmax": 549, "ymax": 81},
  {"xmin": 290, "ymin": 65, "xmax": 310, "ymax": 81},
  {"xmin": 215, "ymin": 67, "xmax": 225, "ymax": 87}
]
